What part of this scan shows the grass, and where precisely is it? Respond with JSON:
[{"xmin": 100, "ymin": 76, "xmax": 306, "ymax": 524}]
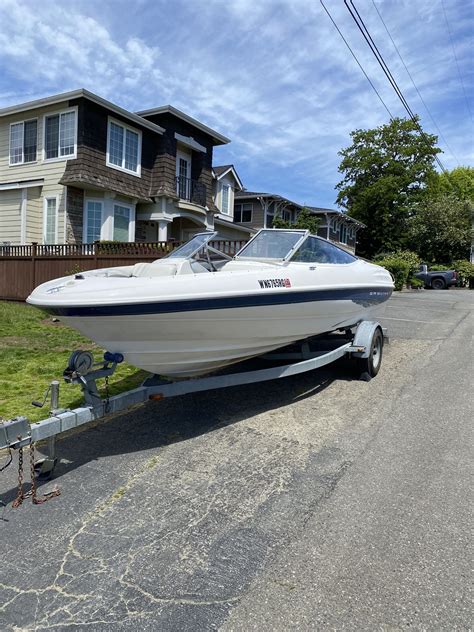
[{"xmin": 0, "ymin": 301, "xmax": 147, "ymax": 423}]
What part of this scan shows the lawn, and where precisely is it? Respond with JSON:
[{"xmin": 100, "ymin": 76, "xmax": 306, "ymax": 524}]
[{"xmin": 0, "ymin": 301, "xmax": 147, "ymax": 422}]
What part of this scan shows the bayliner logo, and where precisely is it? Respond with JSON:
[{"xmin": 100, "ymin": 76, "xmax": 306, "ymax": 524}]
[{"xmin": 258, "ymin": 278, "xmax": 291, "ymax": 289}]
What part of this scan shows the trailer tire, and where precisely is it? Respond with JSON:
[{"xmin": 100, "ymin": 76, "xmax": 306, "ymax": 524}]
[{"xmin": 355, "ymin": 327, "xmax": 383, "ymax": 379}]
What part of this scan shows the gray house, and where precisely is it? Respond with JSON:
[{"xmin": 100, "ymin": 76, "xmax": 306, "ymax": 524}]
[{"xmin": 233, "ymin": 191, "xmax": 364, "ymax": 253}]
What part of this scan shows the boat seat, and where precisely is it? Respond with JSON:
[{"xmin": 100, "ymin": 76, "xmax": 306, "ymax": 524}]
[
  {"xmin": 131, "ymin": 260, "xmax": 209, "ymax": 277},
  {"xmin": 131, "ymin": 262, "xmax": 178, "ymax": 277}
]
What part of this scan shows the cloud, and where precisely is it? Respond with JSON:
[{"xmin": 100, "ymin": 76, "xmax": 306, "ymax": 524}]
[{"xmin": 0, "ymin": 0, "xmax": 472, "ymax": 207}]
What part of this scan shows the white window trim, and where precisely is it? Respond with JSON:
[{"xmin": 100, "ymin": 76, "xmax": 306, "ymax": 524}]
[
  {"xmin": 112, "ymin": 201, "xmax": 135, "ymax": 242},
  {"xmin": 221, "ymin": 183, "xmax": 231, "ymax": 215},
  {"xmin": 43, "ymin": 195, "xmax": 59, "ymax": 244},
  {"xmin": 83, "ymin": 198, "xmax": 104, "ymax": 244},
  {"xmin": 42, "ymin": 106, "xmax": 78, "ymax": 163},
  {"xmin": 106, "ymin": 117, "xmax": 142, "ymax": 177},
  {"xmin": 9, "ymin": 118, "xmax": 38, "ymax": 166}
]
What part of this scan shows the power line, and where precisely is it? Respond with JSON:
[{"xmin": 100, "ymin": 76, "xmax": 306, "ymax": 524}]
[
  {"xmin": 371, "ymin": 0, "xmax": 460, "ymax": 165},
  {"xmin": 441, "ymin": 0, "xmax": 474, "ymax": 123},
  {"xmin": 344, "ymin": 0, "xmax": 449, "ymax": 175},
  {"xmin": 319, "ymin": 1, "xmax": 394, "ymax": 120}
]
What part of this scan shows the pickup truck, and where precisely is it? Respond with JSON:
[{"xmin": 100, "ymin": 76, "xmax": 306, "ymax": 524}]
[{"xmin": 414, "ymin": 264, "xmax": 458, "ymax": 289}]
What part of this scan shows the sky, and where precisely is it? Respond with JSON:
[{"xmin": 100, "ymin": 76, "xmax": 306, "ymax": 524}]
[{"xmin": 0, "ymin": 0, "xmax": 473, "ymax": 208}]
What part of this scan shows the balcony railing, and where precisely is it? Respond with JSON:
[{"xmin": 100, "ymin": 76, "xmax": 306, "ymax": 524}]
[{"xmin": 176, "ymin": 176, "xmax": 207, "ymax": 207}]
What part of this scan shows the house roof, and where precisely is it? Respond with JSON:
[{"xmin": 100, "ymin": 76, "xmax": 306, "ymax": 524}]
[
  {"xmin": 214, "ymin": 216, "xmax": 256, "ymax": 234},
  {"xmin": 212, "ymin": 165, "xmax": 243, "ymax": 190},
  {"xmin": 0, "ymin": 88, "xmax": 166, "ymax": 135},
  {"xmin": 306, "ymin": 206, "xmax": 366, "ymax": 227},
  {"xmin": 235, "ymin": 191, "xmax": 301, "ymax": 207},
  {"xmin": 136, "ymin": 105, "xmax": 230, "ymax": 145}
]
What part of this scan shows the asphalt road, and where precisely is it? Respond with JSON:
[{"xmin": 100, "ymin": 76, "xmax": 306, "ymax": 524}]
[{"xmin": 0, "ymin": 290, "xmax": 472, "ymax": 631}]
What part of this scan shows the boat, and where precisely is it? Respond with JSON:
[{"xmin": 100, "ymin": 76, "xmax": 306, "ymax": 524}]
[{"xmin": 27, "ymin": 229, "xmax": 394, "ymax": 378}]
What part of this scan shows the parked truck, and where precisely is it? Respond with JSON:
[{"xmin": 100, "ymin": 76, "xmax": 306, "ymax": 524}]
[{"xmin": 414, "ymin": 265, "xmax": 458, "ymax": 289}]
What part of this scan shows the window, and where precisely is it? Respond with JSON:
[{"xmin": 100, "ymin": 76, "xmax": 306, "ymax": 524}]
[
  {"xmin": 221, "ymin": 184, "xmax": 230, "ymax": 214},
  {"xmin": 292, "ymin": 236, "xmax": 356, "ymax": 264},
  {"xmin": 234, "ymin": 203, "xmax": 252, "ymax": 223},
  {"xmin": 84, "ymin": 201, "xmax": 103, "ymax": 243},
  {"xmin": 339, "ymin": 224, "xmax": 348, "ymax": 244},
  {"xmin": 281, "ymin": 209, "xmax": 292, "ymax": 223},
  {"xmin": 44, "ymin": 110, "xmax": 76, "ymax": 160},
  {"xmin": 43, "ymin": 197, "xmax": 57, "ymax": 244},
  {"xmin": 107, "ymin": 119, "xmax": 141, "ymax": 175},
  {"xmin": 9, "ymin": 120, "xmax": 37, "ymax": 165},
  {"xmin": 113, "ymin": 204, "xmax": 132, "ymax": 241}
]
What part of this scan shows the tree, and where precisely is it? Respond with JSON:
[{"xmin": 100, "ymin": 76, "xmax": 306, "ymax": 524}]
[
  {"xmin": 272, "ymin": 207, "xmax": 321, "ymax": 234},
  {"xmin": 408, "ymin": 194, "xmax": 472, "ymax": 263},
  {"xmin": 427, "ymin": 166, "xmax": 474, "ymax": 202},
  {"xmin": 336, "ymin": 116, "xmax": 441, "ymax": 258}
]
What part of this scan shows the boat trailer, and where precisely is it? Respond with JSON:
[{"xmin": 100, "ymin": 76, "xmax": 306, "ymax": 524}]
[{"xmin": 0, "ymin": 321, "xmax": 387, "ymax": 484}]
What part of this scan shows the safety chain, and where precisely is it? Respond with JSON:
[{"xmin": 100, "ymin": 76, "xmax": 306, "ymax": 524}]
[{"xmin": 12, "ymin": 443, "xmax": 60, "ymax": 508}]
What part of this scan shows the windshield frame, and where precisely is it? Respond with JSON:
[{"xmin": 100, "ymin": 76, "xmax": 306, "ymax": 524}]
[
  {"xmin": 234, "ymin": 229, "xmax": 309, "ymax": 261},
  {"xmin": 163, "ymin": 231, "xmax": 218, "ymax": 260}
]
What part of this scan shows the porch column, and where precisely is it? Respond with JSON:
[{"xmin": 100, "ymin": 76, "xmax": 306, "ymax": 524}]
[{"xmin": 158, "ymin": 219, "xmax": 170, "ymax": 241}]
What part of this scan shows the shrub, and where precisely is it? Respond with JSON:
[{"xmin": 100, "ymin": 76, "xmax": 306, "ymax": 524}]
[
  {"xmin": 375, "ymin": 257, "xmax": 410, "ymax": 291},
  {"xmin": 408, "ymin": 276, "xmax": 424, "ymax": 289},
  {"xmin": 390, "ymin": 250, "xmax": 421, "ymax": 276},
  {"xmin": 453, "ymin": 259, "xmax": 474, "ymax": 288},
  {"xmin": 429, "ymin": 264, "xmax": 451, "ymax": 272}
]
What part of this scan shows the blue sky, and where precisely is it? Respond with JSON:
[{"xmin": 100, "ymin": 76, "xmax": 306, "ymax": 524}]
[{"xmin": 0, "ymin": 0, "xmax": 472, "ymax": 208}]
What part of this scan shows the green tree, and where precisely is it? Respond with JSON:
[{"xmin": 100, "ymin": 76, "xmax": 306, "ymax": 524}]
[
  {"xmin": 408, "ymin": 194, "xmax": 472, "ymax": 263},
  {"xmin": 427, "ymin": 166, "xmax": 474, "ymax": 202},
  {"xmin": 336, "ymin": 116, "xmax": 441, "ymax": 258},
  {"xmin": 272, "ymin": 207, "xmax": 321, "ymax": 234}
]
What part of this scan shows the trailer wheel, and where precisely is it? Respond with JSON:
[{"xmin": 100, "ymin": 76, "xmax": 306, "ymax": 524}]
[{"xmin": 355, "ymin": 327, "xmax": 383, "ymax": 379}]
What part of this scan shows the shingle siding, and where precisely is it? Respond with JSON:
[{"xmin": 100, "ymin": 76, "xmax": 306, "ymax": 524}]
[
  {"xmin": 61, "ymin": 98, "xmax": 154, "ymax": 201},
  {"xmin": 65, "ymin": 186, "xmax": 84, "ymax": 243}
]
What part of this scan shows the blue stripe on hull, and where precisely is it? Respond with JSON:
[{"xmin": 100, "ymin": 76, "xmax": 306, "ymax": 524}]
[{"xmin": 44, "ymin": 287, "xmax": 393, "ymax": 317}]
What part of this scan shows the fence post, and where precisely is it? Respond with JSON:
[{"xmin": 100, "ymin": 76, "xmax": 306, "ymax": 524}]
[{"xmin": 31, "ymin": 242, "xmax": 37, "ymax": 289}]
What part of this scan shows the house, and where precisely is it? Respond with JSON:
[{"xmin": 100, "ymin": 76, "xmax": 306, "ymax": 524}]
[
  {"xmin": 234, "ymin": 191, "xmax": 364, "ymax": 253},
  {"xmin": 211, "ymin": 165, "xmax": 254, "ymax": 240},
  {"xmin": 233, "ymin": 191, "xmax": 301, "ymax": 231},
  {"xmin": 305, "ymin": 206, "xmax": 365, "ymax": 253},
  {"xmin": 0, "ymin": 89, "xmax": 249, "ymax": 245}
]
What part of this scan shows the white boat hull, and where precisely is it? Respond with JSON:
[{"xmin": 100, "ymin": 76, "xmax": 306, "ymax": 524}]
[
  {"xmin": 59, "ymin": 299, "xmax": 386, "ymax": 377},
  {"xmin": 27, "ymin": 243, "xmax": 394, "ymax": 378}
]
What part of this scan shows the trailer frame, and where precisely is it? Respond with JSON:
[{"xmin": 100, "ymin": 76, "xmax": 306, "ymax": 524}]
[{"xmin": 0, "ymin": 321, "xmax": 386, "ymax": 477}]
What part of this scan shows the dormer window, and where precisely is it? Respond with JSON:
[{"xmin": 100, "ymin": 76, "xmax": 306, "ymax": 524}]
[
  {"xmin": 107, "ymin": 118, "xmax": 141, "ymax": 176},
  {"xmin": 221, "ymin": 184, "xmax": 230, "ymax": 214},
  {"xmin": 9, "ymin": 119, "xmax": 37, "ymax": 165}
]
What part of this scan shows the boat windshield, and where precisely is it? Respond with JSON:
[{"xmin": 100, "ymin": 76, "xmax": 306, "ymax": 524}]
[
  {"xmin": 164, "ymin": 232, "xmax": 217, "ymax": 259},
  {"xmin": 290, "ymin": 236, "xmax": 357, "ymax": 264},
  {"xmin": 236, "ymin": 230, "xmax": 307, "ymax": 260}
]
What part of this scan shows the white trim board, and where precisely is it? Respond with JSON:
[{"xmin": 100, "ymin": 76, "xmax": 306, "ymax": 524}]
[{"xmin": 0, "ymin": 179, "xmax": 44, "ymax": 190}]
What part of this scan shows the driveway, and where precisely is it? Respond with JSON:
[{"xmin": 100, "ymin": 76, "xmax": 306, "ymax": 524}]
[{"xmin": 0, "ymin": 290, "xmax": 472, "ymax": 631}]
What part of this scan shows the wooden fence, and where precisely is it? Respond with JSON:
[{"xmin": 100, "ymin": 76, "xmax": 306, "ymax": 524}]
[{"xmin": 0, "ymin": 240, "xmax": 247, "ymax": 301}]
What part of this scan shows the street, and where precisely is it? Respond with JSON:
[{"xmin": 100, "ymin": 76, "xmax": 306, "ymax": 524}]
[{"xmin": 0, "ymin": 290, "xmax": 472, "ymax": 631}]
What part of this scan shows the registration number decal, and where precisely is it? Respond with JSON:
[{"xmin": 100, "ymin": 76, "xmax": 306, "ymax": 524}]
[{"xmin": 258, "ymin": 278, "xmax": 291, "ymax": 289}]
